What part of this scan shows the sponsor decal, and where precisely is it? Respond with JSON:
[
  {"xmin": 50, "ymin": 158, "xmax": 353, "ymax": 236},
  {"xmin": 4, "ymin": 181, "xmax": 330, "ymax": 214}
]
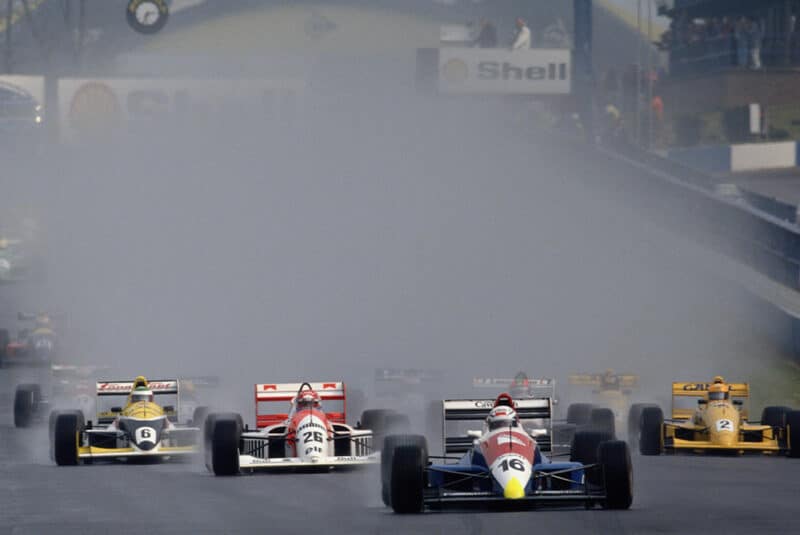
[
  {"xmin": 69, "ymin": 82, "xmax": 121, "ymax": 136},
  {"xmin": 497, "ymin": 434, "xmax": 527, "ymax": 447}
]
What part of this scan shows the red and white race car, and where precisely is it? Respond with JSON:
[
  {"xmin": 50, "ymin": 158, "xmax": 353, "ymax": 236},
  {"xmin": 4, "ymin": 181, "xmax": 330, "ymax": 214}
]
[{"xmin": 206, "ymin": 382, "xmax": 380, "ymax": 475}]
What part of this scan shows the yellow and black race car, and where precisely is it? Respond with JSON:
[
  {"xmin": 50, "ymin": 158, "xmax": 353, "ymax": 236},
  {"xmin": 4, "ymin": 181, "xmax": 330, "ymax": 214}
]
[
  {"xmin": 566, "ymin": 370, "xmax": 640, "ymax": 438},
  {"xmin": 50, "ymin": 376, "xmax": 203, "ymax": 465},
  {"xmin": 635, "ymin": 376, "xmax": 800, "ymax": 456}
]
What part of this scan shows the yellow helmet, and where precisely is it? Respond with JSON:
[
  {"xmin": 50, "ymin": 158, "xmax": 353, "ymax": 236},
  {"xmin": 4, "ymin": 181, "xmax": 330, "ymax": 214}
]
[
  {"xmin": 133, "ymin": 376, "xmax": 148, "ymax": 389},
  {"xmin": 713, "ymin": 375, "xmax": 724, "ymax": 384}
]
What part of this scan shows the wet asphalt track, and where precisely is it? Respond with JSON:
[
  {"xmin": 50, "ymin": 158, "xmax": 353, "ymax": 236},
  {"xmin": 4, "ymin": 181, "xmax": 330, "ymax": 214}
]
[
  {"xmin": 1, "ymin": 381, "xmax": 799, "ymax": 535},
  {"xmin": 3, "ymin": 140, "xmax": 800, "ymax": 533}
]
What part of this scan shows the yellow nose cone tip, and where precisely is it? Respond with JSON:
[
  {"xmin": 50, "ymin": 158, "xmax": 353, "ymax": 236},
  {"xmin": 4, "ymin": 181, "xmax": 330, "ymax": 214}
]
[{"xmin": 503, "ymin": 477, "xmax": 525, "ymax": 500}]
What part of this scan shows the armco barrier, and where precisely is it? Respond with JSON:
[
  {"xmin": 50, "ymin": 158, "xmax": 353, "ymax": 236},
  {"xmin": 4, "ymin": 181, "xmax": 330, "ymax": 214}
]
[{"xmin": 666, "ymin": 141, "xmax": 800, "ymax": 174}]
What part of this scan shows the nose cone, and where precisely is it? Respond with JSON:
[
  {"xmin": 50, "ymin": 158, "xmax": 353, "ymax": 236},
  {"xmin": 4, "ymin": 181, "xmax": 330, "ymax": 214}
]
[{"xmin": 503, "ymin": 477, "xmax": 526, "ymax": 500}]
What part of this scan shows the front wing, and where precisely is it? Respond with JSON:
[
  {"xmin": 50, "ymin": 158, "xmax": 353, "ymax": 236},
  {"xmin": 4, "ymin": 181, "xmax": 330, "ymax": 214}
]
[
  {"xmin": 238, "ymin": 453, "xmax": 378, "ymax": 471},
  {"xmin": 424, "ymin": 463, "xmax": 605, "ymax": 509},
  {"xmin": 78, "ymin": 445, "xmax": 198, "ymax": 460}
]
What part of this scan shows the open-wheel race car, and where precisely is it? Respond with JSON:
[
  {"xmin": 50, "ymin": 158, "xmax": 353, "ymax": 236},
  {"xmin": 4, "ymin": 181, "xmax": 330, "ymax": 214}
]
[
  {"xmin": 381, "ymin": 392, "xmax": 633, "ymax": 513},
  {"xmin": 0, "ymin": 312, "xmax": 60, "ymax": 368},
  {"xmin": 50, "ymin": 376, "xmax": 203, "ymax": 465},
  {"xmin": 206, "ymin": 381, "xmax": 399, "ymax": 475},
  {"xmin": 13, "ymin": 364, "xmax": 106, "ymax": 428},
  {"xmin": 634, "ymin": 377, "xmax": 800, "ymax": 456}
]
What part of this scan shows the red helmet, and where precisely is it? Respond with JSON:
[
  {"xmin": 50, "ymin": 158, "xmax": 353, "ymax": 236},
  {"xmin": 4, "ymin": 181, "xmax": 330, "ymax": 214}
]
[{"xmin": 296, "ymin": 390, "xmax": 322, "ymax": 411}]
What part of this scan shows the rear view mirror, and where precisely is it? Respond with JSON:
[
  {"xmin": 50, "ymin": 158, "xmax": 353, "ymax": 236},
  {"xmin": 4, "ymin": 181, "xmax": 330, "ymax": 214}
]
[
  {"xmin": 111, "ymin": 406, "xmax": 122, "ymax": 412},
  {"xmin": 733, "ymin": 400, "xmax": 743, "ymax": 406},
  {"xmin": 698, "ymin": 399, "xmax": 707, "ymax": 405},
  {"xmin": 163, "ymin": 405, "xmax": 175, "ymax": 413},
  {"xmin": 466, "ymin": 430, "xmax": 482, "ymax": 438}
]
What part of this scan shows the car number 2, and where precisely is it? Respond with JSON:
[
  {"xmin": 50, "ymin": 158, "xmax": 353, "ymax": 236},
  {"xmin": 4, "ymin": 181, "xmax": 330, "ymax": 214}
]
[{"xmin": 716, "ymin": 419, "xmax": 733, "ymax": 431}]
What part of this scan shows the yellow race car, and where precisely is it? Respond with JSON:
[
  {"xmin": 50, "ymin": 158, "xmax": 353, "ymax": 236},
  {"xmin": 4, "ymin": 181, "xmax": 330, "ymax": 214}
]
[
  {"xmin": 636, "ymin": 376, "xmax": 800, "ymax": 456},
  {"xmin": 566, "ymin": 370, "xmax": 640, "ymax": 438},
  {"xmin": 51, "ymin": 376, "xmax": 202, "ymax": 465}
]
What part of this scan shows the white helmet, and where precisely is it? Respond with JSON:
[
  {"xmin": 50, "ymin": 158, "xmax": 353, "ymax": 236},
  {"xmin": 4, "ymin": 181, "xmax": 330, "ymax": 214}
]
[{"xmin": 486, "ymin": 405, "xmax": 518, "ymax": 431}]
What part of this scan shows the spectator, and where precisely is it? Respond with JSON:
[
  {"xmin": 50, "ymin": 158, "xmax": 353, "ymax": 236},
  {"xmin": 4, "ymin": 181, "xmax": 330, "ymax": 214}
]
[
  {"xmin": 510, "ymin": 18, "xmax": 531, "ymax": 50},
  {"xmin": 734, "ymin": 16, "xmax": 749, "ymax": 66},
  {"xmin": 472, "ymin": 18, "xmax": 497, "ymax": 48},
  {"xmin": 748, "ymin": 18, "xmax": 763, "ymax": 69}
]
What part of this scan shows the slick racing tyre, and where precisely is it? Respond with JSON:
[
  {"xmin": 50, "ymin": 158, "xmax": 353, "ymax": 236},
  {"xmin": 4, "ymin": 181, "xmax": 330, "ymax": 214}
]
[
  {"xmin": 14, "ymin": 383, "xmax": 41, "ymax": 428},
  {"xmin": 628, "ymin": 403, "xmax": 659, "ymax": 445},
  {"xmin": 384, "ymin": 413, "xmax": 411, "ymax": 434},
  {"xmin": 359, "ymin": 409, "xmax": 395, "ymax": 432},
  {"xmin": 761, "ymin": 406, "xmax": 792, "ymax": 429},
  {"xmin": 570, "ymin": 430, "xmax": 613, "ymax": 486},
  {"xmin": 0, "ymin": 328, "xmax": 9, "ymax": 365},
  {"xmin": 590, "ymin": 408, "xmax": 616, "ymax": 438},
  {"xmin": 599, "ymin": 440, "xmax": 633, "ymax": 510},
  {"xmin": 389, "ymin": 435, "xmax": 427, "ymax": 514},
  {"xmin": 210, "ymin": 413, "xmax": 241, "ymax": 476},
  {"xmin": 639, "ymin": 406, "xmax": 664, "ymax": 456},
  {"xmin": 382, "ymin": 434, "xmax": 428, "ymax": 507},
  {"xmin": 787, "ymin": 410, "xmax": 800, "ymax": 458},
  {"xmin": 566, "ymin": 403, "xmax": 595, "ymax": 426},
  {"xmin": 54, "ymin": 411, "xmax": 84, "ymax": 466},
  {"xmin": 48, "ymin": 410, "xmax": 61, "ymax": 460}
]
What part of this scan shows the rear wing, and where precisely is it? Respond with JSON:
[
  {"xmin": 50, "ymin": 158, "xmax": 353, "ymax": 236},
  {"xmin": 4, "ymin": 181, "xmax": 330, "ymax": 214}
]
[
  {"xmin": 671, "ymin": 382, "xmax": 750, "ymax": 419},
  {"xmin": 95, "ymin": 379, "xmax": 179, "ymax": 424},
  {"xmin": 569, "ymin": 373, "xmax": 639, "ymax": 388},
  {"xmin": 255, "ymin": 382, "xmax": 346, "ymax": 429},
  {"xmin": 442, "ymin": 398, "xmax": 553, "ymax": 454},
  {"xmin": 472, "ymin": 377, "xmax": 556, "ymax": 398}
]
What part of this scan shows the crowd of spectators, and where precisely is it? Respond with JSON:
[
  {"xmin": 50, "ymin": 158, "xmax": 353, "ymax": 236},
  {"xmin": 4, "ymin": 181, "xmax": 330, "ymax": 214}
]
[
  {"xmin": 469, "ymin": 17, "xmax": 570, "ymax": 50},
  {"xmin": 660, "ymin": 10, "xmax": 800, "ymax": 74}
]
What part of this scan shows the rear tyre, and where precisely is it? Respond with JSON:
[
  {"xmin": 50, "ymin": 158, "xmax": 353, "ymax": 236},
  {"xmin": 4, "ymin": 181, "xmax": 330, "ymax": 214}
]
[
  {"xmin": 48, "ymin": 410, "xmax": 61, "ymax": 460},
  {"xmin": 382, "ymin": 434, "xmax": 428, "ymax": 508},
  {"xmin": 590, "ymin": 408, "xmax": 616, "ymax": 438},
  {"xmin": 14, "ymin": 383, "xmax": 41, "ymax": 428},
  {"xmin": 53, "ymin": 411, "xmax": 84, "ymax": 466},
  {"xmin": 628, "ymin": 403, "xmax": 658, "ymax": 444},
  {"xmin": 761, "ymin": 406, "xmax": 792, "ymax": 429},
  {"xmin": 787, "ymin": 410, "xmax": 800, "ymax": 458},
  {"xmin": 0, "ymin": 328, "xmax": 9, "ymax": 365},
  {"xmin": 359, "ymin": 409, "xmax": 394, "ymax": 432},
  {"xmin": 389, "ymin": 436, "xmax": 427, "ymax": 514},
  {"xmin": 384, "ymin": 413, "xmax": 410, "ymax": 434},
  {"xmin": 599, "ymin": 440, "xmax": 633, "ymax": 510},
  {"xmin": 639, "ymin": 406, "xmax": 664, "ymax": 456},
  {"xmin": 570, "ymin": 430, "xmax": 613, "ymax": 465},
  {"xmin": 566, "ymin": 403, "xmax": 595, "ymax": 426},
  {"xmin": 210, "ymin": 414, "xmax": 241, "ymax": 476}
]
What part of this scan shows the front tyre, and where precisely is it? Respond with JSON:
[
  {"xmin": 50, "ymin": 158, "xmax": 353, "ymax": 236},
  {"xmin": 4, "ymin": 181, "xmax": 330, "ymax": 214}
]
[
  {"xmin": 638, "ymin": 406, "xmax": 664, "ymax": 455},
  {"xmin": 382, "ymin": 434, "xmax": 427, "ymax": 507},
  {"xmin": 14, "ymin": 383, "xmax": 41, "ymax": 428},
  {"xmin": 599, "ymin": 440, "xmax": 633, "ymax": 510},
  {"xmin": 389, "ymin": 437, "xmax": 427, "ymax": 514},
  {"xmin": 53, "ymin": 412, "xmax": 84, "ymax": 466},
  {"xmin": 787, "ymin": 410, "xmax": 800, "ymax": 458},
  {"xmin": 210, "ymin": 413, "xmax": 241, "ymax": 476}
]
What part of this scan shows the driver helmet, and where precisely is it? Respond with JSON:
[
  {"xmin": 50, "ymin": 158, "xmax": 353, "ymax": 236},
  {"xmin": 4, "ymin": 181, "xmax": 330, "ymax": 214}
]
[
  {"xmin": 296, "ymin": 390, "xmax": 322, "ymax": 411},
  {"xmin": 486, "ymin": 405, "xmax": 518, "ymax": 431},
  {"xmin": 708, "ymin": 382, "xmax": 729, "ymax": 401},
  {"xmin": 130, "ymin": 386, "xmax": 154, "ymax": 404},
  {"xmin": 510, "ymin": 372, "xmax": 530, "ymax": 398}
]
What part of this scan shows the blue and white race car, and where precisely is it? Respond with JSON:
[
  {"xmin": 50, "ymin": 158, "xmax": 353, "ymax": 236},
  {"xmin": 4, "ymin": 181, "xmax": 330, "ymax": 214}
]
[{"xmin": 381, "ymin": 392, "xmax": 632, "ymax": 513}]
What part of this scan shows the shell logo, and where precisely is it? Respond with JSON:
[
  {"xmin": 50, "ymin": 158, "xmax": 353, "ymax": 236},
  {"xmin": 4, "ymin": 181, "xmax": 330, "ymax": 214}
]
[
  {"xmin": 441, "ymin": 58, "xmax": 469, "ymax": 84},
  {"xmin": 69, "ymin": 82, "xmax": 122, "ymax": 137}
]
